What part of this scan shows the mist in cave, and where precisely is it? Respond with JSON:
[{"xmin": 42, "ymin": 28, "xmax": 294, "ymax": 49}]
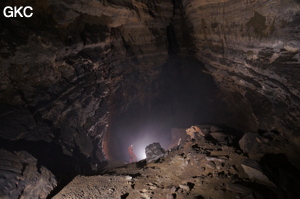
[{"xmin": 108, "ymin": 56, "xmax": 233, "ymax": 162}]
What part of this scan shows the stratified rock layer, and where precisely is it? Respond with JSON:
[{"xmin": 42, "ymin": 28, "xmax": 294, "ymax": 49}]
[
  {"xmin": 182, "ymin": 0, "xmax": 300, "ymax": 146},
  {"xmin": 0, "ymin": 0, "xmax": 173, "ymax": 162}
]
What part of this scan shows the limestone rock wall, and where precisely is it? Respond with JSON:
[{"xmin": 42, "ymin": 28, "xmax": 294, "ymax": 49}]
[
  {"xmin": 1, "ymin": 0, "xmax": 300, "ymax": 169},
  {"xmin": 182, "ymin": 0, "xmax": 300, "ymax": 146},
  {"xmin": 0, "ymin": 0, "xmax": 173, "ymax": 163}
]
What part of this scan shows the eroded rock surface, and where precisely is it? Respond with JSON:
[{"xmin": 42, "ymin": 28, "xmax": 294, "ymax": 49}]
[
  {"xmin": 0, "ymin": 149, "xmax": 57, "ymax": 199},
  {"xmin": 53, "ymin": 127, "xmax": 300, "ymax": 199},
  {"xmin": 181, "ymin": 0, "xmax": 300, "ymax": 146},
  {"xmin": 0, "ymin": 0, "xmax": 173, "ymax": 163},
  {"xmin": 145, "ymin": 142, "xmax": 166, "ymax": 162}
]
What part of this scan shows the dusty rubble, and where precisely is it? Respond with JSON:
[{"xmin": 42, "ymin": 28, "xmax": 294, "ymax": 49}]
[{"xmin": 53, "ymin": 126, "xmax": 300, "ymax": 199}]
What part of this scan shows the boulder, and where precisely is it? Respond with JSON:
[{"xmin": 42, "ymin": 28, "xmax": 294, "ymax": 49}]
[
  {"xmin": 241, "ymin": 159, "xmax": 276, "ymax": 187},
  {"xmin": 239, "ymin": 133, "xmax": 262, "ymax": 154},
  {"xmin": 0, "ymin": 149, "xmax": 57, "ymax": 199},
  {"xmin": 145, "ymin": 143, "xmax": 166, "ymax": 162}
]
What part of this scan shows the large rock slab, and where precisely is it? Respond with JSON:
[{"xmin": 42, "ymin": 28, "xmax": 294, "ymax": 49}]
[
  {"xmin": 241, "ymin": 159, "xmax": 276, "ymax": 187},
  {"xmin": 0, "ymin": 149, "xmax": 57, "ymax": 199}
]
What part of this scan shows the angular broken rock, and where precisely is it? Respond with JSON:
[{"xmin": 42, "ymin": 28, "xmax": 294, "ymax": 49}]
[
  {"xmin": 241, "ymin": 159, "xmax": 276, "ymax": 187},
  {"xmin": 170, "ymin": 186, "xmax": 177, "ymax": 193},
  {"xmin": 145, "ymin": 142, "xmax": 166, "ymax": 162},
  {"xmin": 205, "ymin": 157, "xmax": 226, "ymax": 162},
  {"xmin": 124, "ymin": 175, "xmax": 132, "ymax": 180},
  {"xmin": 179, "ymin": 184, "xmax": 190, "ymax": 191},
  {"xmin": 166, "ymin": 194, "xmax": 174, "ymax": 199},
  {"xmin": 205, "ymin": 161, "xmax": 216, "ymax": 169}
]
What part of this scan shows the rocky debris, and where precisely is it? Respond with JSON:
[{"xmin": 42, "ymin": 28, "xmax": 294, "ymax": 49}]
[
  {"xmin": 145, "ymin": 142, "xmax": 166, "ymax": 162},
  {"xmin": 169, "ymin": 186, "xmax": 176, "ymax": 193},
  {"xmin": 179, "ymin": 184, "xmax": 190, "ymax": 192},
  {"xmin": 53, "ymin": 125, "xmax": 300, "ymax": 199},
  {"xmin": 186, "ymin": 125, "xmax": 205, "ymax": 139},
  {"xmin": 0, "ymin": 149, "xmax": 57, "ymax": 199},
  {"xmin": 241, "ymin": 159, "xmax": 276, "ymax": 187},
  {"xmin": 205, "ymin": 161, "xmax": 216, "ymax": 170}
]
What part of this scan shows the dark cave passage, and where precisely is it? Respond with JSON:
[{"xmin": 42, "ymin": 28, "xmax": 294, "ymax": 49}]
[{"xmin": 108, "ymin": 56, "xmax": 247, "ymax": 162}]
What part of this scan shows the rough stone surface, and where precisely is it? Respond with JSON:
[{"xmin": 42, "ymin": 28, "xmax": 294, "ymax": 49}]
[
  {"xmin": 241, "ymin": 159, "xmax": 276, "ymax": 187},
  {"xmin": 0, "ymin": 149, "xmax": 57, "ymax": 199},
  {"xmin": 0, "ymin": 0, "xmax": 173, "ymax": 163},
  {"xmin": 53, "ymin": 128, "xmax": 300, "ymax": 199},
  {"xmin": 52, "ymin": 175, "xmax": 134, "ymax": 199},
  {"xmin": 182, "ymin": 0, "xmax": 300, "ymax": 147},
  {"xmin": 145, "ymin": 142, "xmax": 166, "ymax": 162},
  {"xmin": 239, "ymin": 133, "xmax": 263, "ymax": 154}
]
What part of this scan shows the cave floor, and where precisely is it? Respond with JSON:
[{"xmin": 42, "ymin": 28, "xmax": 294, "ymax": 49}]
[{"xmin": 52, "ymin": 131, "xmax": 300, "ymax": 199}]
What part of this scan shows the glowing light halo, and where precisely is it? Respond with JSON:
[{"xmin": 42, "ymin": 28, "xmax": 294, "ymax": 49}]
[{"xmin": 125, "ymin": 129, "xmax": 170, "ymax": 162}]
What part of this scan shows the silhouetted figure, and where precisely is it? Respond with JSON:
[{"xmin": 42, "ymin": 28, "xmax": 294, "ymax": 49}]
[{"xmin": 128, "ymin": 145, "xmax": 137, "ymax": 163}]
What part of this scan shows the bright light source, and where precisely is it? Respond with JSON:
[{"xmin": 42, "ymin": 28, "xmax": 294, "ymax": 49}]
[
  {"xmin": 130, "ymin": 143, "xmax": 147, "ymax": 161},
  {"xmin": 127, "ymin": 129, "xmax": 170, "ymax": 162},
  {"xmin": 137, "ymin": 148, "xmax": 146, "ymax": 160}
]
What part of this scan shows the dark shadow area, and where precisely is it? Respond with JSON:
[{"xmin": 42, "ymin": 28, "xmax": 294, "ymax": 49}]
[
  {"xmin": 121, "ymin": 193, "xmax": 129, "ymax": 199},
  {"xmin": 260, "ymin": 153, "xmax": 300, "ymax": 199},
  {"xmin": 187, "ymin": 182, "xmax": 195, "ymax": 190}
]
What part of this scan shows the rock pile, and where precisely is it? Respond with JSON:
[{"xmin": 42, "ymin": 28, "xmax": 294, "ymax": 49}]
[{"xmin": 53, "ymin": 125, "xmax": 300, "ymax": 199}]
